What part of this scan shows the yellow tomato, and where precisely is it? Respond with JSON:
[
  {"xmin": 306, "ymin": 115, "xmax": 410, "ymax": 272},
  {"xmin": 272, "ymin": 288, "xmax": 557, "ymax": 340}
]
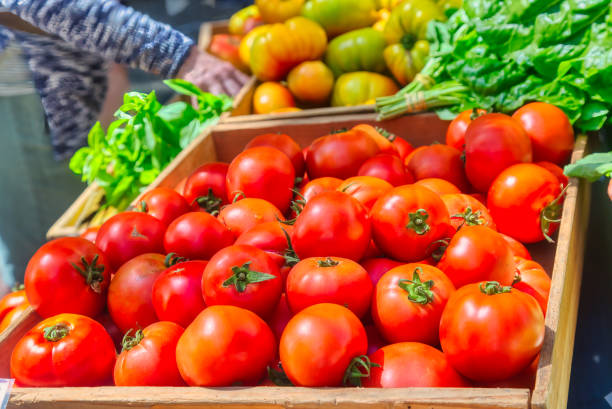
[
  {"xmin": 287, "ymin": 61, "xmax": 335, "ymax": 105},
  {"xmin": 239, "ymin": 25, "xmax": 270, "ymax": 66},
  {"xmin": 253, "ymin": 82, "xmax": 297, "ymax": 114},
  {"xmin": 256, "ymin": 0, "xmax": 305, "ymax": 23},
  {"xmin": 331, "ymin": 72, "xmax": 399, "ymax": 107}
]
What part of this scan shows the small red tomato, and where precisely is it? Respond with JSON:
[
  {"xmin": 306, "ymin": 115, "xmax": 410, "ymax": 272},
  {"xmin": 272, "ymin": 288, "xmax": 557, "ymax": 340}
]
[
  {"xmin": 500, "ymin": 233, "xmax": 532, "ymax": 260},
  {"xmin": 392, "ymin": 136, "xmax": 415, "ymax": 161},
  {"xmin": 299, "ymin": 177, "xmax": 343, "ymax": 202},
  {"xmin": 440, "ymin": 193, "xmax": 496, "ymax": 232},
  {"xmin": 372, "ymin": 264, "xmax": 455, "ymax": 345},
  {"xmin": 0, "ymin": 287, "xmax": 27, "ymax": 322},
  {"xmin": 266, "ymin": 293, "xmax": 293, "ymax": 341},
  {"xmin": 96, "ymin": 212, "xmax": 166, "ymax": 270},
  {"xmin": 513, "ymin": 257, "xmax": 551, "ymax": 317},
  {"xmin": 164, "ymin": 212, "xmax": 235, "ymax": 260},
  {"xmin": 245, "ymin": 133, "xmax": 305, "ymax": 177},
  {"xmin": 80, "ymin": 226, "xmax": 100, "ymax": 243},
  {"xmin": 136, "ymin": 187, "xmax": 191, "ymax": 226},
  {"xmin": 360, "ymin": 257, "xmax": 403, "ymax": 286},
  {"xmin": 0, "ymin": 301, "xmax": 30, "ymax": 333},
  {"xmin": 537, "ymin": 161, "xmax": 569, "ymax": 189},
  {"xmin": 352, "ymin": 124, "xmax": 399, "ymax": 156},
  {"xmin": 446, "ymin": 108, "xmax": 487, "ymax": 151},
  {"xmin": 363, "ymin": 342, "xmax": 468, "ymax": 387},
  {"xmin": 358, "ymin": 154, "xmax": 413, "ymax": 186},
  {"xmin": 183, "ymin": 162, "xmax": 229, "ymax": 213},
  {"xmin": 218, "ymin": 198, "xmax": 284, "ymax": 238},
  {"xmin": 114, "ymin": 321, "xmax": 185, "ymax": 386},
  {"xmin": 406, "ymin": 144, "xmax": 469, "ymax": 191},
  {"xmin": 152, "ymin": 260, "xmax": 208, "ymax": 327},
  {"xmin": 337, "ymin": 176, "xmax": 393, "ymax": 212},
  {"xmin": 415, "ymin": 178, "xmax": 462, "ymax": 196}
]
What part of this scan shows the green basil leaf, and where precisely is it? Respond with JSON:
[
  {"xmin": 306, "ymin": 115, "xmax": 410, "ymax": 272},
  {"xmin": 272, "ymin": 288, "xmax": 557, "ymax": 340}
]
[
  {"xmin": 164, "ymin": 79, "xmax": 205, "ymax": 97},
  {"xmin": 564, "ymin": 152, "xmax": 612, "ymax": 182}
]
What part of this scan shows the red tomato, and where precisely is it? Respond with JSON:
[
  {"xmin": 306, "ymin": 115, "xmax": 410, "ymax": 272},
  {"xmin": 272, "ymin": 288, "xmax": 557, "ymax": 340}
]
[
  {"xmin": 80, "ymin": 226, "xmax": 100, "ymax": 243},
  {"xmin": 25, "ymin": 237, "xmax": 111, "ymax": 318},
  {"xmin": 365, "ymin": 324, "xmax": 387, "ymax": 356},
  {"xmin": 415, "ymin": 178, "xmax": 461, "ymax": 196},
  {"xmin": 10, "ymin": 314, "xmax": 116, "ymax": 386},
  {"xmin": 440, "ymin": 193, "xmax": 496, "ymax": 232},
  {"xmin": 371, "ymin": 185, "xmax": 450, "ymax": 262},
  {"xmin": 176, "ymin": 305, "xmax": 276, "ymax": 386},
  {"xmin": 537, "ymin": 161, "xmax": 569, "ymax": 189},
  {"xmin": 362, "ymin": 239, "xmax": 384, "ymax": 259},
  {"xmin": 477, "ymin": 355, "xmax": 539, "ymax": 389},
  {"xmin": 358, "ymin": 154, "xmax": 413, "ymax": 186},
  {"xmin": 306, "ymin": 129, "xmax": 380, "ymax": 179},
  {"xmin": 363, "ymin": 342, "xmax": 468, "ymax": 387},
  {"xmin": 360, "ymin": 257, "xmax": 403, "ymax": 286},
  {"xmin": 94, "ymin": 312, "xmax": 123, "ymax": 352},
  {"xmin": 512, "ymin": 102, "xmax": 574, "ymax": 165},
  {"xmin": 164, "ymin": 212, "xmax": 235, "ymax": 260},
  {"xmin": 114, "ymin": 321, "xmax": 185, "ymax": 386},
  {"xmin": 0, "ymin": 301, "xmax": 30, "ymax": 333},
  {"xmin": 446, "ymin": 108, "xmax": 487, "ymax": 151},
  {"xmin": 392, "ymin": 136, "xmax": 414, "ymax": 161},
  {"xmin": 202, "ymin": 245, "xmax": 282, "ymax": 318},
  {"xmin": 488, "ymin": 163, "xmax": 562, "ymax": 243},
  {"xmin": 218, "ymin": 198, "xmax": 284, "ymax": 238},
  {"xmin": 293, "ymin": 192, "xmax": 371, "ymax": 261},
  {"xmin": 469, "ymin": 192, "xmax": 487, "ymax": 205},
  {"xmin": 266, "ymin": 293, "xmax": 293, "ymax": 342},
  {"xmin": 464, "ymin": 113, "xmax": 532, "ymax": 192},
  {"xmin": 372, "ymin": 264, "xmax": 455, "ymax": 345},
  {"xmin": 437, "ymin": 225, "xmax": 515, "ymax": 288},
  {"xmin": 286, "ymin": 257, "xmax": 373, "ymax": 318},
  {"xmin": 0, "ymin": 288, "xmax": 27, "ymax": 322},
  {"xmin": 500, "ymin": 233, "xmax": 532, "ymax": 260},
  {"xmin": 96, "ymin": 212, "xmax": 166, "ymax": 270},
  {"xmin": 280, "ymin": 303, "xmax": 367, "ymax": 386},
  {"xmin": 227, "ymin": 146, "xmax": 296, "ymax": 213},
  {"xmin": 299, "ymin": 177, "xmax": 343, "ymax": 202},
  {"xmin": 352, "ymin": 124, "xmax": 399, "ymax": 156},
  {"xmin": 245, "ymin": 133, "xmax": 305, "ymax": 177},
  {"xmin": 513, "ymin": 257, "xmax": 551, "ymax": 317},
  {"xmin": 152, "ymin": 260, "xmax": 208, "ymax": 327},
  {"xmin": 440, "ymin": 282, "xmax": 544, "ymax": 381},
  {"xmin": 183, "ymin": 162, "xmax": 229, "ymax": 213},
  {"xmin": 107, "ymin": 253, "xmax": 166, "ymax": 333},
  {"xmin": 405, "ymin": 145, "xmax": 469, "ymax": 191},
  {"xmin": 136, "ymin": 187, "xmax": 191, "ymax": 226},
  {"xmin": 337, "ymin": 176, "xmax": 393, "ymax": 212}
]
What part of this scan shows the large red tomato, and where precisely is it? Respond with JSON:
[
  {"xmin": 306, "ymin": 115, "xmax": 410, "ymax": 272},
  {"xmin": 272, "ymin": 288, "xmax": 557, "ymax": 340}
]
[
  {"xmin": 513, "ymin": 256, "xmax": 551, "ymax": 317},
  {"xmin": 337, "ymin": 176, "xmax": 393, "ymax": 212},
  {"xmin": 280, "ymin": 303, "xmax": 367, "ymax": 386},
  {"xmin": 500, "ymin": 233, "xmax": 532, "ymax": 260},
  {"xmin": 245, "ymin": 133, "xmax": 305, "ymax": 177},
  {"xmin": 414, "ymin": 178, "xmax": 461, "ymax": 196},
  {"xmin": 0, "ymin": 287, "xmax": 27, "ymax": 322},
  {"xmin": 445, "ymin": 108, "xmax": 487, "ymax": 151},
  {"xmin": 182, "ymin": 162, "xmax": 229, "ymax": 213},
  {"xmin": 292, "ymin": 191, "xmax": 370, "ymax": 261},
  {"xmin": 358, "ymin": 154, "xmax": 413, "ymax": 186},
  {"xmin": 392, "ymin": 136, "xmax": 414, "ymax": 161},
  {"xmin": 405, "ymin": 144, "xmax": 469, "ymax": 192},
  {"xmin": 537, "ymin": 161, "xmax": 569, "ymax": 189},
  {"xmin": 136, "ymin": 187, "xmax": 191, "ymax": 226},
  {"xmin": 176, "ymin": 305, "xmax": 276, "ymax": 386},
  {"xmin": 218, "ymin": 198, "xmax": 284, "ymax": 238},
  {"xmin": 25, "ymin": 237, "xmax": 111, "ymax": 318},
  {"xmin": 488, "ymin": 163, "xmax": 562, "ymax": 243},
  {"xmin": 464, "ymin": 113, "xmax": 532, "ymax": 192},
  {"xmin": 114, "ymin": 321, "xmax": 185, "ymax": 386},
  {"xmin": 360, "ymin": 257, "xmax": 403, "ymax": 286},
  {"xmin": 299, "ymin": 177, "xmax": 343, "ymax": 202},
  {"xmin": 266, "ymin": 293, "xmax": 293, "ymax": 341},
  {"xmin": 371, "ymin": 264, "xmax": 455, "ymax": 345},
  {"xmin": 164, "ymin": 212, "xmax": 235, "ymax": 260},
  {"xmin": 227, "ymin": 146, "xmax": 296, "ymax": 213},
  {"xmin": 440, "ymin": 193, "xmax": 496, "ymax": 232},
  {"xmin": 370, "ymin": 185, "xmax": 450, "ymax": 262},
  {"xmin": 11, "ymin": 314, "xmax": 116, "ymax": 386}
]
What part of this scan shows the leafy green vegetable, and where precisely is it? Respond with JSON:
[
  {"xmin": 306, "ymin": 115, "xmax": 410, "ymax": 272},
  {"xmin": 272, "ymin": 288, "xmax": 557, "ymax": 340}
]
[
  {"xmin": 70, "ymin": 80, "xmax": 232, "ymax": 210},
  {"xmin": 564, "ymin": 152, "xmax": 612, "ymax": 182}
]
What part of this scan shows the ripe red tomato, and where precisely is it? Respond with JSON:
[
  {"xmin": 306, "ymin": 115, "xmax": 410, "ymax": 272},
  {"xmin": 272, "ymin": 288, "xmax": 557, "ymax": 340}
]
[
  {"xmin": 464, "ymin": 113, "xmax": 532, "ymax": 192},
  {"xmin": 352, "ymin": 124, "xmax": 399, "ymax": 157},
  {"xmin": 94, "ymin": 312, "xmax": 123, "ymax": 352},
  {"xmin": 152, "ymin": 260, "xmax": 208, "ymax": 327},
  {"xmin": 25, "ymin": 237, "xmax": 111, "ymax": 318},
  {"xmin": 227, "ymin": 146, "xmax": 296, "ymax": 213},
  {"xmin": 405, "ymin": 144, "xmax": 469, "ymax": 191},
  {"xmin": 11, "ymin": 313, "xmax": 116, "ymax": 386},
  {"xmin": 286, "ymin": 257, "xmax": 373, "ymax": 318},
  {"xmin": 500, "ymin": 233, "xmax": 532, "ymax": 260},
  {"xmin": 280, "ymin": 303, "xmax": 367, "ymax": 386},
  {"xmin": 437, "ymin": 225, "xmax": 515, "ymax": 288},
  {"xmin": 371, "ymin": 185, "xmax": 450, "ymax": 262},
  {"xmin": 107, "ymin": 253, "xmax": 167, "ymax": 333},
  {"xmin": 512, "ymin": 102, "xmax": 574, "ymax": 165},
  {"xmin": 80, "ymin": 226, "xmax": 100, "ymax": 243},
  {"xmin": 164, "ymin": 212, "xmax": 235, "ymax": 260},
  {"xmin": 440, "ymin": 281, "xmax": 544, "ymax": 382},
  {"xmin": 363, "ymin": 342, "xmax": 468, "ymax": 387},
  {"xmin": 537, "ymin": 161, "xmax": 569, "ymax": 189},
  {"xmin": 414, "ymin": 178, "xmax": 461, "ymax": 196},
  {"xmin": 372, "ymin": 264, "xmax": 455, "ymax": 345},
  {"xmin": 446, "ymin": 108, "xmax": 487, "ymax": 151},
  {"xmin": 266, "ymin": 293, "xmax": 293, "ymax": 341},
  {"xmin": 136, "ymin": 187, "xmax": 191, "ymax": 226},
  {"xmin": 337, "ymin": 176, "xmax": 393, "ymax": 212},
  {"xmin": 392, "ymin": 136, "xmax": 414, "ymax": 161},
  {"xmin": 176, "ymin": 305, "xmax": 276, "ymax": 386},
  {"xmin": 245, "ymin": 133, "xmax": 305, "ymax": 177},
  {"xmin": 293, "ymin": 192, "xmax": 371, "ymax": 261},
  {"xmin": 218, "ymin": 198, "xmax": 284, "ymax": 238},
  {"xmin": 360, "ymin": 257, "xmax": 403, "ymax": 286},
  {"xmin": 299, "ymin": 177, "xmax": 343, "ymax": 202},
  {"xmin": 513, "ymin": 257, "xmax": 551, "ymax": 317},
  {"xmin": 0, "ymin": 301, "xmax": 29, "ymax": 333},
  {"xmin": 306, "ymin": 129, "xmax": 380, "ymax": 179},
  {"xmin": 0, "ymin": 287, "xmax": 27, "ymax": 322},
  {"xmin": 440, "ymin": 193, "xmax": 496, "ymax": 232},
  {"xmin": 114, "ymin": 321, "xmax": 185, "ymax": 386},
  {"xmin": 182, "ymin": 162, "xmax": 229, "ymax": 213},
  {"xmin": 202, "ymin": 245, "xmax": 282, "ymax": 318},
  {"xmin": 488, "ymin": 163, "xmax": 562, "ymax": 243},
  {"xmin": 96, "ymin": 212, "xmax": 166, "ymax": 270},
  {"xmin": 358, "ymin": 154, "xmax": 413, "ymax": 186}
]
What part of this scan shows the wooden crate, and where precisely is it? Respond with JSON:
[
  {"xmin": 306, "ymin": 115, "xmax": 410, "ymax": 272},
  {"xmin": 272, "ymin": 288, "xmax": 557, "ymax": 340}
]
[{"xmin": 6, "ymin": 113, "xmax": 590, "ymax": 409}]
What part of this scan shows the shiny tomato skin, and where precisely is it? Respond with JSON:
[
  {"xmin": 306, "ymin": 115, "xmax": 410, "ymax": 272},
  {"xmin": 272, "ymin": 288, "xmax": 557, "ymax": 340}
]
[
  {"xmin": 236, "ymin": 221, "xmax": 293, "ymax": 274},
  {"xmin": 360, "ymin": 257, "xmax": 403, "ymax": 286},
  {"xmin": 437, "ymin": 226, "xmax": 515, "ymax": 288},
  {"xmin": 0, "ymin": 289, "xmax": 27, "ymax": 322},
  {"xmin": 440, "ymin": 282, "xmax": 545, "ymax": 382},
  {"xmin": 202, "ymin": 245, "xmax": 282, "ymax": 318},
  {"xmin": 513, "ymin": 256, "xmax": 551, "ymax": 317},
  {"xmin": 415, "ymin": 178, "xmax": 461, "ymax": 196},
  {"xmin": 137, "ymin": 187, "xmax": 191, "ymax": 226},
  {"xmin": 477, "ymin": 354, "xmax": 539, "ymax": 389},
  {"xmin": 464, "ymin": 113, "xmax": 532, "ymax": 192},
  {"xmin": 96, "ymin": 212, "xmax": 166, "ymax": 270},
  {"xmin": 500, "ymin": 233, "xmax": 532, "ymax": 260},
  {"xmin": 392, "ymin": 136, "xmax": 414, "ymax": 161},
  {"xmin": 218, "ymin": 198, "xmax": 284, "ymax": 238},
  {"xmin": 352, "ymin": 124, "xmax": 399, "ymax": 157},
  {"xmin": 176, "ymin": 305, "xmax": 276, "ymax": 386},
  {"xmin": 440, "ymin": 193, "xmax": 496, "ymax": 232},
  {"xmin": 286, "ymin": 257, "xmax": 373, "ymax": 318},
  {"xmin": 0, "ymin": 301, "xmax": 30, "ymax": 333},
  {"xmin": 512, "ymin": 102, "xmax": 574, "ymax": 165},
  {"xmin": 266, "ymin": 293, "xmax": 293, "ymax": 341},
  {"xmin": 405, "ymin": 144, "xmax": 469, "ymax": 192},
  {"xmin": 537, "ymin": 161, "xmax": 569, "ymax": 189},
  {"xmin": 11, "ymin": 313, "xmax": 116, "ymax": 386},
  {"xmin": 107, "ymin": 253, "xmax": 167, "ymax": 334},
  {"xmin": 371, "ymin": 185, "xmax": 450, "ymax": 262},
  {"xmin": 183, "ymin": 162, "xmax": 229, "ymax": 212},
  {"xmin": 164, "ymin": 212, "xmax": 235, "ymax": 260},
  {"xmin": 372, "ymin": 264, "xmax": 455, "ymax": 345},
  {"xmin": 245, "ymin": 133, "xmax": 305, "ymax": 177},
  {"xmin": 280, "ymin": 303, "xmax": 367, "ymax": 387},
  {"xmin": 299, "ymin": 177, "xmax": 343, "ymax": 202},
  {"xmin": 25, "ymin": 237, "xmax": 111, "ymax": 318},
  {"xmin": 152, "ymin": 261, "xmax": 208, "ymax": 327},
  {"xmin": 80, "ymin": 226, "xmax": 100, "ymax": 243},
  {"xmin": 487, "ymin": 163, "xmax": 562, "ymax": 243},
  {"xmin": 358, "ymin": 154, "xmax": 413, "ymax": 186},
  {"xmin": 446, "ymin": 108, "xmax": 487, "ymax": 151},
  {"xmin": 114, "ymin": 321, "xmax": 185, "ymax": 386},
  {"xmin": 292, "ymin": 192, "xmax": 371, "ymax": 262},
  {"xmin": 227, "ymin": 146, "xmax": 296, "ymax": 213},
  {"xmin": 338, "ymin": 176, "xmax": 393, "ymax": 212},
  {"xmin": 363, "ymin": 342, "xmax": 468, "ymax": 387}
]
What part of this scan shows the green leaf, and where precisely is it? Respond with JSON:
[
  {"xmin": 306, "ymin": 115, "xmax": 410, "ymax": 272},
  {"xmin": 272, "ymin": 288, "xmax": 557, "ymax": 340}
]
[
  {"xmin": 564, "ymin": 152, "xmax": 612, "ymax": 182},
  {"xmin": 179, "ymin": 118, "xmax": 204, "ymax": 149},
  {"xmin": 164, "ymin": 79, "xmax": 205, "ymax": 97}
]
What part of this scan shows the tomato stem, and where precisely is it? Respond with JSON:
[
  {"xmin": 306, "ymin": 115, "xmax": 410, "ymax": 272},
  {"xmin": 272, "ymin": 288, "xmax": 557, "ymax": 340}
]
[
  {"xmin": 429, "ymin": 238, "xmax": 450, "ymax": 262},
  {"xmin": 406, "ymin": 209, "xmax": 431, "ymax": 235},
  {"xmin": 398, "ymin": 267, "xmax": 435, "ymax": 304},
  {"xmin": 512, "ymin": 271, "xmax": 522, "ymax": 286},
  {"xmin": 231, "ymin": 191, "xmax": 246, "ymax": 203},
  {"xmin": 43, "ymin": 323, "xmax": 71, "ymax": 342},
  {"xmin": 136, "ymin": 200, "xmax": 148, "ymax": 213},
  {"xmin": 121, "ymin": 328, "xmax": 144, "ymax": 352},
  {"xmin": 70, "ymin": 254, "xmax": 105, "ymax": 293},
  {"xmin": 164, "ymin": 252, "xmax": 189, "ymax": 268},
  {"xmin": 194, "ymin": 188, "xmax": 223, "ymax": 216},
  {"xmin": 330, "ymin": 127, "xmax": 348, "ymax": 135},
  {"xmin": 222, "ymin": 262, "xmax": 277, "ymax": 293},
  {"xmin": 343, "ymin": 355, "xmax": 380, "ymax": 387},
  {"xmin": 281, "ymin": 228, "xmax": 300, "ymax": 267},
  {"xmin": 400, "ymin": 33, "xmax": 417, "ymax": 51},
  {"xmin": 375, "ymin": 126, "xmax": 396, "ymax": 142},
  {"xmin": 280, "ymin": 189, "xmax": 306, "ymax": 226},
  {"xmin": 317, "ymin": 257, "xmax": 340, "ymax": 268},
  {"xmin": 540, "ymin": 185, "xmax": 568, "ymax": 243},
  {"xmin": 451, "ymin": 206, "xmax": 484, "ymax": 228},
  {"xmin": 479, "ymin": 281, "xmax": 512, "ymax": 295}
]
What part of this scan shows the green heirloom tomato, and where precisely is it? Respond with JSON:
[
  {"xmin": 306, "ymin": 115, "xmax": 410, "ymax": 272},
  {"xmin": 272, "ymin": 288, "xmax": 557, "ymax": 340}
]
[
  {"xmin": 302, "ymin": 0, "xmax": 378, "ymax": 37},
  {"xmin": 325, "ymin": 28, "xmax": 387, "ymax": 77},
  {"xmin": 331, "ymin": 72, "xmax": 399, "ymax": 107},
  {"xmin": 384, "ymin": 40, "xmax": 429, "ymax": 86}
]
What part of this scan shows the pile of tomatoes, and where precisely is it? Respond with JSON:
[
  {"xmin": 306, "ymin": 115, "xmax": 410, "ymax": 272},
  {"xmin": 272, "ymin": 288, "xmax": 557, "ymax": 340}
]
[{"xmin": 4, "ymin": 101, "xmax": 575, "ymax": 389}]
